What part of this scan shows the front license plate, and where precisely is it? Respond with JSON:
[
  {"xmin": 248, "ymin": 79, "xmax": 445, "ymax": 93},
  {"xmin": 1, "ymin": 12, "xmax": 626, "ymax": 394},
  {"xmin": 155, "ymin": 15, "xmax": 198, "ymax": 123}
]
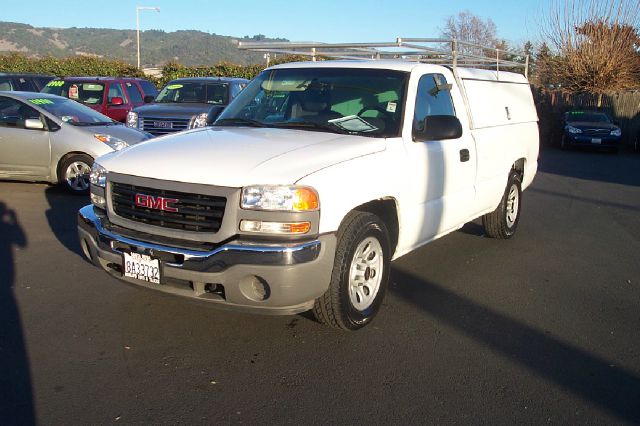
[
  {"xmin": 592, "ymin": 138, "xmax": 602, "ymax": 144},
  {"xmin": 153, "ymin": 120, "xmax": 172, "ymax": 129},
  {"xmin": 123, "ymin": 252, "xmax": 160, "ymax": 284}
]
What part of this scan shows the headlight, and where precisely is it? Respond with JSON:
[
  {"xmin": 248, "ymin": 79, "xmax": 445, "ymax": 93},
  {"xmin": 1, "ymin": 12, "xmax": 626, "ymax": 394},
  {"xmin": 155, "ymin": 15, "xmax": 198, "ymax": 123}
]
[
  {"xmin": 90, "ymin": 163, "xmax": 107, "ymax": 188},
  {"xmin": 567, "ymin": 126, "xmax": 582, "ymax": 134},
  {"xmin": 126, "ymin": 111, "xmax": 138, "ymax": 128},
  {"xmin": 94, "ymin": 134, "xmax": 129, "ymax": 151},
  {"xmin": 241, "ymin": 185, "xmax": 319, "ymax": 212},
  {"xmin": 189, "ymin": 112, "xmax": 209, "ymax": 129},
  {"xmin": 611, "ymin": 128, "xmax": 622, "ymax": 137}
]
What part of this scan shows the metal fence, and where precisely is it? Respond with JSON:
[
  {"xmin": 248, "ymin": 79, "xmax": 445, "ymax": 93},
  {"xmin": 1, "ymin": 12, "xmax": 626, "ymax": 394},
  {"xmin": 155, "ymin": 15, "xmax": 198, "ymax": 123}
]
[{"xmin": 533, "ymin": 88, "xmax": 640, "ymax": 146}]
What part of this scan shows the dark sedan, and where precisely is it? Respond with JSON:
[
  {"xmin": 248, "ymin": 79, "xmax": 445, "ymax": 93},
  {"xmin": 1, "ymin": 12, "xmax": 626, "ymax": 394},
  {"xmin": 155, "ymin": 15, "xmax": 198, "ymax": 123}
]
[{"xmin": 561, "ymin": 110, "xmax": 621, "ymax": 152}]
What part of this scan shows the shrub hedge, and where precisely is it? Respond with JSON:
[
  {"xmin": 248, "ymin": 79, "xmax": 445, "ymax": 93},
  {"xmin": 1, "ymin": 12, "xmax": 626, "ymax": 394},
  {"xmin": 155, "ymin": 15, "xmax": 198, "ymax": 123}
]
[{"xmin": 0, "ymin": 53, "xmax": 312, "ymax": 88}]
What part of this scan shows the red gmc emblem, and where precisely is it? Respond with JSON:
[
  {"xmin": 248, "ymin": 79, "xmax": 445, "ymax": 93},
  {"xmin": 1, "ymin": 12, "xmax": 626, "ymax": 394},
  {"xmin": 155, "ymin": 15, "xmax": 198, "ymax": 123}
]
[{"xmin": 135, "ymin": 193, "xmax": 179, "ymax": 212}]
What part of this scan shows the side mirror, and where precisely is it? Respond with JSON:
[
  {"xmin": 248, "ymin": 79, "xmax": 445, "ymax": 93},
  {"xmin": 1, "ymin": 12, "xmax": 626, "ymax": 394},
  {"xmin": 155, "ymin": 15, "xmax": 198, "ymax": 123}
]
[
  {"xmin": 413, "ymin": 115, "xmax": 463, "ymax": 142},
  {"xmin": 143, "ymin": 95, "xmax": 155, "ymax": 103},
  {"xmin": 110, "ymin": 96, "xmax": 124, "ymax": 106},
  {"xmin": 24, "ymin": 118, "xmax": 45, "ymax": 130}
]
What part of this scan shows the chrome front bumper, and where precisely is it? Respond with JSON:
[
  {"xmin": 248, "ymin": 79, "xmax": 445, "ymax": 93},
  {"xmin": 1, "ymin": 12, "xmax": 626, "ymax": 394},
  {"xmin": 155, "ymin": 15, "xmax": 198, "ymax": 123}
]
[{"xmin": 77, "ymin": 205, "xmax": 336, "ymax": 315}]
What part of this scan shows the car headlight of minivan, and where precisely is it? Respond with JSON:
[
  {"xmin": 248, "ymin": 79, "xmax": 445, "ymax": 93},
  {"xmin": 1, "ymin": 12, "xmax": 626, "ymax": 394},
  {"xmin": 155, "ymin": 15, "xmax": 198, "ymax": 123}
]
[
  {"xmin": 94, "ymin": 134, "xmax": 129, "ymax": 151},
  {"xmin": 241, "ymin": 185, "xmax": 319, "ymax": 212},
  {"xmin": 90, "ymin": 163, "xmax": 107, "ymax": 188},
  {"xmin": 566, "ymin": 125, "xmax": 582, "ymax": 134},
  {"xmin": 611, "ymin": 128, "xmax": 622, "ymax": 137},
  {"xmin": 189, "ymin": 113, "xmax": 209, "ymax": 129},
  {"xmin": 126, "ymin": 111, "xmax": 138, "ymax": 128}
]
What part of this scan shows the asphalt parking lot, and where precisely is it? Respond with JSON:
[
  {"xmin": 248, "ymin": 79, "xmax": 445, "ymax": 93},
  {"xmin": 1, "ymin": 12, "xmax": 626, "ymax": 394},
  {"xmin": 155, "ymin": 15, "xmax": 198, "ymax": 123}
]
[{"xmin": 1, "ymin": 147, "xmax": 639, "ymax": 425}]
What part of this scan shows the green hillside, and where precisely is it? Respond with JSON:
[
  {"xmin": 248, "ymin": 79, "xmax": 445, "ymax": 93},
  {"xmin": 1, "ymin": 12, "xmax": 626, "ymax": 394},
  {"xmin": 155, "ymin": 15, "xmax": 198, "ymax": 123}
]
[{"xmin": 0, "ymin": 21, "xmax": 285, "ymax": 66}]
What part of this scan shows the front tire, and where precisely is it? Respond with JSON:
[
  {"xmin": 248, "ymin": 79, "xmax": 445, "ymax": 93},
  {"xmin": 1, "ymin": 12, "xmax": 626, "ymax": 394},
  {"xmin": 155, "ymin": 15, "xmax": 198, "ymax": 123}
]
[
  {"xmin": 60, "ymin": 154, "xmax": 93, "ymax": 195},
  {"xmin": 313, "ymin": 211, "xmax": 391, "ymax": 330},
  {"xmin": 482, "ymin": 171, "xmax": 522, "ymax": 239}
]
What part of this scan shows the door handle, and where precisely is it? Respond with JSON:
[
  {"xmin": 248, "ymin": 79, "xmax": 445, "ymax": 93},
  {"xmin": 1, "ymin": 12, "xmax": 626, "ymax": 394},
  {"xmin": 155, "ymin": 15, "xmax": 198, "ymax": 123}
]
[{"xmin": 459, "ymin": 149, "xmax": 470, "ymax": 162}]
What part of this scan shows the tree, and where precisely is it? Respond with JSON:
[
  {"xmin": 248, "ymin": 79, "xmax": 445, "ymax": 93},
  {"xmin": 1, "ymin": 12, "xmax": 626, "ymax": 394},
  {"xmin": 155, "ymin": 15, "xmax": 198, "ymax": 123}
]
[
  {"xmin": 540, "ymin": 0, "xmax": 640, "ymax": 92},
  {"xmin": 441, "ymin": 11, "xmax": 499, "ymax": 53}
]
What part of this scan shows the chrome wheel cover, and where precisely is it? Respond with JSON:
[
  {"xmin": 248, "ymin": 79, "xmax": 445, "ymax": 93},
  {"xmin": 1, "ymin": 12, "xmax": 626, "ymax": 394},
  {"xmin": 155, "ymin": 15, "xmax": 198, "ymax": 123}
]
[
  {"xmin": 505, "ymin": 184, "xmax": 519, "ymax": 227},
  {"xmin": 65, "ymin": 161, "xmax": 91, "ymax": 192},
  {"xmin": 348, "ymin": 236, "xmax": 384, "ymax": 311}
]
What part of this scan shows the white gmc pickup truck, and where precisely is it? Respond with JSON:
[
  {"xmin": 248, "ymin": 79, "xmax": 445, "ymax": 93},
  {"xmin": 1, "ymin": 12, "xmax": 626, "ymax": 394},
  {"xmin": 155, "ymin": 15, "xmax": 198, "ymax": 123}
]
[{"xmin": 78, "ymin": 45, "xmax": 539, "ymax": 330}]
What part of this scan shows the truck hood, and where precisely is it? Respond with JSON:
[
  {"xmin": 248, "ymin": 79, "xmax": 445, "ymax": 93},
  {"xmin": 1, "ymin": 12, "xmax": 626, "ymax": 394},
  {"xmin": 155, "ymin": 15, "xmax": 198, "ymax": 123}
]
[{"xmin": 98, "ymin": 127, "xmax": 386, "ymax": 187}]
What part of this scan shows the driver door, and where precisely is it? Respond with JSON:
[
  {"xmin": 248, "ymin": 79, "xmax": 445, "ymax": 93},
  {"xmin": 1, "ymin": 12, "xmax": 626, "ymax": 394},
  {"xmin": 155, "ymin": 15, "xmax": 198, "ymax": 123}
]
[
  {"xmin": 0, "ymin": 97, "xmax": 51, "ymax": 179},
  {"xmin": 402, "ymin": 73, "xmax": 477, "ymax": 244}
]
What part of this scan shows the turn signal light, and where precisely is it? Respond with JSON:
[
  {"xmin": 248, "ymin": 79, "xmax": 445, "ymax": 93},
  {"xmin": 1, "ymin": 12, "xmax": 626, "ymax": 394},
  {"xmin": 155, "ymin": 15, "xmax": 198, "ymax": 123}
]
[
  {"xmin": 292, "ymin": 188, "xmax": 319, "ymax": 211},
  {"xmin": 240, "ymin": 220, "xmax": 311, "ymax": 235}
]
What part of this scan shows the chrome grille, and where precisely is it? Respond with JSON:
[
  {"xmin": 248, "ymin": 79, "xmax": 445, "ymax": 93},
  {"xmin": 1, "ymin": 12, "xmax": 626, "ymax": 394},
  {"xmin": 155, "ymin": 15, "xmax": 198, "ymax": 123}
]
[
  {"xmin": 111, "ymin": 182, "xmax": 226, "ymax": 233},
  {"xmin": 140, "ymin": 117, "xmax": 190, "ymax": 135}
]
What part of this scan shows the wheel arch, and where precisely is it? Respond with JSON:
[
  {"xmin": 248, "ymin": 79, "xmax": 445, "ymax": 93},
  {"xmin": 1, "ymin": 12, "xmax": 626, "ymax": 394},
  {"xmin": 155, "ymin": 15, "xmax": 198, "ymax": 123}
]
[
  {"xmin": 350, "ymin": 198, "xmax": 400, "ymax": 258},
  {"xmin": 512, "ymin": 157, "xmax": 525, "ymax": 181},
  {"xmin": 55, "ymin": 151, "xmax": 94, "ymax": 183}
]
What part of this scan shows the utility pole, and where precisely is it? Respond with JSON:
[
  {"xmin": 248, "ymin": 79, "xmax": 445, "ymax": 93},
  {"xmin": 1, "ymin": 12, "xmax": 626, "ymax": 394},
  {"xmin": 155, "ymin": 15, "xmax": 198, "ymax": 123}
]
[{"xmin": 136, "ymin": 6, "xmax": 160, "ymax": 69}]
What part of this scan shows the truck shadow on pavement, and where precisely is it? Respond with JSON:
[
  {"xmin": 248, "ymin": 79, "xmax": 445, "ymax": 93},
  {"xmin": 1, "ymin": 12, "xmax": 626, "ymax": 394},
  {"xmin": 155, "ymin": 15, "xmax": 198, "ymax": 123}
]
[
  {"xmin": 0, "ymin": 201, "xmax": 35, "ymax": 425},
  {"xmin": 44, "ymin": 186, "xmax": 89, "ymax": 259},
  {"xmin": 390, "ymin": 268, "xmax": 640, "ymax": 424}
]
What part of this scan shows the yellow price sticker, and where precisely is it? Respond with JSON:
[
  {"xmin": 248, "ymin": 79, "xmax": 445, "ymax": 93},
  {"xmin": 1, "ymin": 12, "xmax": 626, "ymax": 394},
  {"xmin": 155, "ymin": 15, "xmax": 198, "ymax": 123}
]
[
  {"xmin": 29, "ymin": 98, "xmax": 54, "ymax": 105},
  {"xmin": 46, "ymin": 80, "xmax": 65, "ymax": 87}
]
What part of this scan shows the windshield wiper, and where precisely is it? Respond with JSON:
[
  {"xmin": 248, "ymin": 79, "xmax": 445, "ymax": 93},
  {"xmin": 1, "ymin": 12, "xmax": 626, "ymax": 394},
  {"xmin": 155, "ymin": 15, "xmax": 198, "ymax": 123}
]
[
  {"xmin": 269, "ymin": 121, "xmax": 354, "ymax": 135},
  {"xmin": 215, "ymin": 118, "xmax": 266, "ymax": 127}
]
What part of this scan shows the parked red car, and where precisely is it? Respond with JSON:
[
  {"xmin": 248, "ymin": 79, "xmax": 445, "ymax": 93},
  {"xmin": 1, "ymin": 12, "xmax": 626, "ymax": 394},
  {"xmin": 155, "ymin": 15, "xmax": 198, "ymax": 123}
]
[{"xmin": 41, "ymin": 77, "xmax": 158, "ymax": 123}]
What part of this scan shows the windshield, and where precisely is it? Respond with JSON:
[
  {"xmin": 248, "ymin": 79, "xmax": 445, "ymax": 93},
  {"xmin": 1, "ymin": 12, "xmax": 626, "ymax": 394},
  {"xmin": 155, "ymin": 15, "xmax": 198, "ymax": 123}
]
[
  {"xmin": 215, "ymin": 68, "xmax": 408, "ymax": 137},
  {"xmin": 27, "ymin": 97, "xmax": 114, "ymax": 126},
  {"xmin": 566, "ymin": 111, "xmax": 611, "ymax": 123},
  {"xmin": 42, "ymin": 80, "xmax": 105, "ymax": 105},
  {"xmin": 155, "ymin": 82, "xmax": 229, "ymax": 104}
]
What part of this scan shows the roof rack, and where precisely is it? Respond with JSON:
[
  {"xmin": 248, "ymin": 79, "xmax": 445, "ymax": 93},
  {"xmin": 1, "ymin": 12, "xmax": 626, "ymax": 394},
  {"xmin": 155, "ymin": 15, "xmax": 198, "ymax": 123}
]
[{"xmin": 238, "ymin": 37, "xmax": 530, "ymax": 78}]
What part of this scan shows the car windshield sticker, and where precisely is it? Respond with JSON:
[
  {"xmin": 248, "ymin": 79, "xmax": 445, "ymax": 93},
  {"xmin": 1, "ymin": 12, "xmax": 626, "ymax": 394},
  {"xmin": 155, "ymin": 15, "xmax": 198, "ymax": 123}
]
[
  {"xmin": 61, "ymin": 116, "xmax": 75, "ymax": 122},
  {"xmin": 69, "ymin": 84, "xmax": 79, "ymax": 99},
  {"xmin": 46, "ymin": 80, "xmax": 65, "ymax": 87},
  {"xmin": 386, "ymin": 102, "xmax": 397, "ymax": 113},
  {"xmin": 167, "ymin": 84, "xmax": 183, "ymax": 90},
  {"xmin": 83, "ymin": 84, "xmax": 103, "ymax": 91},
  {"xmin": 328, "ymin": 115, "xmax": 378, "ymax": 133},
  {"xmin": 28, "ymin": 98, "xmax": 54, "ymax": 105}
]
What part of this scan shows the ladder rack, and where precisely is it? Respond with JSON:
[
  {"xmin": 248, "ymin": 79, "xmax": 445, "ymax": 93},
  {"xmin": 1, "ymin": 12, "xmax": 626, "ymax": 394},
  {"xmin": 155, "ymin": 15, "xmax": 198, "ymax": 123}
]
[{"xmin": 238, "ymin": 37, "xmax": 530, "ymax": 78}]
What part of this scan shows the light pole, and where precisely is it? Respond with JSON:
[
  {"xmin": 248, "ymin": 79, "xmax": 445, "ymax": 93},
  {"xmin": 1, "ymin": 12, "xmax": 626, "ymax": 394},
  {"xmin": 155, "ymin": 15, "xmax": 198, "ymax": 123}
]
[{"xmin": 136, "ymin": 6, "xmax": 160, "ymax": 69}]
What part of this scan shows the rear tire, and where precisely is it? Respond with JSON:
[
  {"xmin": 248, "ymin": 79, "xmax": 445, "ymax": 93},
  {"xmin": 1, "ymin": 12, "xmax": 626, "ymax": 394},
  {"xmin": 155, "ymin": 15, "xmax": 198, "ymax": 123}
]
[
  {"xmin": 60, "ymin": 154, "xmax": 93, "ymax": 195},
  {"xmin": 312, "ymin": 211, "xmax": 390, "ymax": 330},
  {"xmin": 482, "ymin": 171, "xmax": 522, "ymax": 239}
]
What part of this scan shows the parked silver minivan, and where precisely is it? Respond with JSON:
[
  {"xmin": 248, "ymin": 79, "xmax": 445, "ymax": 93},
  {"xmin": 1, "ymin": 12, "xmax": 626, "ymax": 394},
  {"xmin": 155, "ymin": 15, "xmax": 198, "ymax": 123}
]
[{"xmin": 0, "ymin": 91, "xmax": 150, "ymax": 193}]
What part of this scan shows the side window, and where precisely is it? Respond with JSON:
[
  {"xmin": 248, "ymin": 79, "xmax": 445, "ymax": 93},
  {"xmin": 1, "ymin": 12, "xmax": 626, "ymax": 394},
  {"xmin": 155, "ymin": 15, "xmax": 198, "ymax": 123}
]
[
  {"xmin": 413, "ymin": 74, "xmax": 455, "ymax": 132},
  {"xmin": 139, "ymin": 80, "xmax": 158, "ymax": 97},
  {"xmin": 125, "ymin": 82, "xmax": 144, "ymax": 103},
  {"xmin": 0, "ymin": 77, "xmax": 14, "ymax": 91},
  {"xmin": 107, "ymin": 83, "xmax": 126, "ymax": 104},
  {"xmin": 34, "ymin": 77, "xmax": 54, "ymax": 91},
  {"xmin": 17, "ymin": 77, "xmax": 37, "ymax": 92},
  {"xmin": 0, "ymin": 97, "xmax": 40, "ymax": 129},
  {"xmin": 230, "ymin": 83, "xmax": 247, "ymax": 99}
]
